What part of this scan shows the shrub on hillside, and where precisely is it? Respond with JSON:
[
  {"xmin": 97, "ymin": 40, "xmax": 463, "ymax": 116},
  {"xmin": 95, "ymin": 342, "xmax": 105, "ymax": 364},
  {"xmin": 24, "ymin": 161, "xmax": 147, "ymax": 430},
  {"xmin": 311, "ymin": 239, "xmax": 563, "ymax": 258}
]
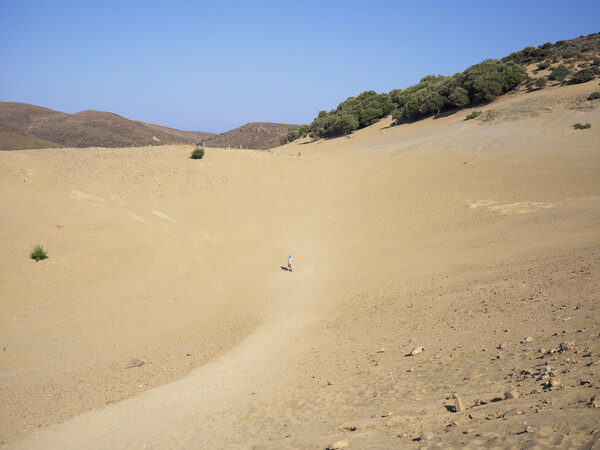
[
  {"xmin": 535, "ymin": 77, "xmax": 548, "ymax": 88},
  {"xmin": 307, "ymin": 91, "xmax": 393, "ymax": 138},
  {"xmin": 588, "ymin": 91, "xmax": 600, "ymax": 100},
  {"xmin": 571, "ymin": 68, "xmax": 596, "ymax": 84},
  {"xmin": 574, "ymin": 123, "xmax": 591, "ymax": 129},
  {"xmin": 536, "ymin": 61, "xmax": 551, "ymax": 71},
  {"xmin": 549, "ymin": 65, "xmax": 570, "ymax": 81},
  {"xmin": 465, "ymin": 111, "xmax": 482, "ymax": 120},
  {"xmin": 30, "ymin": 244, "xmax": 48, "ymax": 261},
  {"xmin": 190, "ymin": 146, "xmax": 205, "ymax": 159}
]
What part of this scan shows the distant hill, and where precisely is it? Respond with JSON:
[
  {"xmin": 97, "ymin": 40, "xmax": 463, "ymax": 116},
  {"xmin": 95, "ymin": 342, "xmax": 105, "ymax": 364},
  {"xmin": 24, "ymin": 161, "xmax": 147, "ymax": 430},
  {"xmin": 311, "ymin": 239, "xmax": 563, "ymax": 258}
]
[
  {"xmin": 203, "ymin": 122, "xmax": 299, "ymax": 150},
  {"xmin": 135, "ymin": 122, "xmax": 217, "ymax": 144},
  {"xmin": 0, "ymin": 102, "xmax": 209, "ymax": 149},
  {"xmin": 0, "ymin": 123, "xmax": 63, "ymax": 150}
]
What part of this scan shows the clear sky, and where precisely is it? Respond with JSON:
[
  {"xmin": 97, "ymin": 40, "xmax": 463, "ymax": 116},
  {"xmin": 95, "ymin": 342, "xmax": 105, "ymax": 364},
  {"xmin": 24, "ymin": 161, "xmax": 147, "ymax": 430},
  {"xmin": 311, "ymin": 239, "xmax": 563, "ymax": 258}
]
[{"xmin": 1, "ymin": 1, "xmax": 598, "ymax": 133}]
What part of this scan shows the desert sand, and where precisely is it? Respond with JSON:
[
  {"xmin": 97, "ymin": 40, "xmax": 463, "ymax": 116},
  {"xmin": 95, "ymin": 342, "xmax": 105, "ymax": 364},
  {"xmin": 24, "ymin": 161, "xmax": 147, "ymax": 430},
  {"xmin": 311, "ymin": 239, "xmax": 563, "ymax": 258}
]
[{"xmin": 1, "ymin": 81, "xmax": 599, "ymax": 449}]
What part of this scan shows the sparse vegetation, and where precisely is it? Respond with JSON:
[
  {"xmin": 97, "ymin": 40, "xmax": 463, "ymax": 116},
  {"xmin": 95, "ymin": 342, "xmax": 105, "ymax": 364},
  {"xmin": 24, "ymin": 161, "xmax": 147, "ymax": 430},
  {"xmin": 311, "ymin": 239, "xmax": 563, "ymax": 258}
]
[
  {"xmin": 30, "ymin": 245, "xmax": 48, "ymax": 261},
  {"xmin": 588, "ymin": 91, "xmax": 600, "ymax": 100},
  {"xmin": 278, "ymin": 32, "xmax": 600, "ymax": 142},
  {"xmin": 536, "ymin": 61, "xmax": 551, "ymax": 71},
  {"xmin": 190, "ymin": 146, "xmax": 205, "ymax": 159},
  {"xmin": 571, "ymin": 68, "xmax": 596, "ymax": 84},
  {"xmin": 465, "ymin": 111, "xmax": 482, "ymax": 120},
  {"xmin": 574, "ymin": 123, "xmax": 591, "ymax": 129},
  {"xmin": 549, "ymin": 65, "xmax": 570, "ymax": 81},
  {"xmin": 535, "ymin": 77, "xmax": 548, "ymax": 88}
]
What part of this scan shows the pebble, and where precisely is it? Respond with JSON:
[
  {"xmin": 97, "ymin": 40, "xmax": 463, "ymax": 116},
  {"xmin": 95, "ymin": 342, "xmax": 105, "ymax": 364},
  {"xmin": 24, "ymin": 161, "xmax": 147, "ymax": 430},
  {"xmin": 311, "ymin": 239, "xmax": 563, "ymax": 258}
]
[
  {"xmin": 560, "ymin": 341, "xmax": 574, "ymax": 351},
  {"xmin": 503, "ymin": 408, "xmax": 523, "ymax": 418},
  {"xmin": 464, "ymin": 429, "xmax": 475, "ymax": 435},
  {"xmin": 454, "ymin": 396, "xmax": 466, "ymax": 412},
  {"xmin": 504, "ymin": 390, "xmax": 519, "ymax": 400},
  {"xmin": 125, "ymin": 358, "xmax": 145, "ymax": 368},
  {"xmin": 419, "ymin": 432, "xmax": 434, "ymax": 441},
  {"xmin": 410, "ymin": 346, "xmax": 424, "ymax": 356},
  {"xmin": 524, "ymin": 336, "xmax": 533, "ymax": 343},
  {"xmin": 327, "ymin": 439, "xmax": 349, "ymax": 449},
  {"xmin": 540, "ymin": 366, "xmax": 552, "ymax": 376}
]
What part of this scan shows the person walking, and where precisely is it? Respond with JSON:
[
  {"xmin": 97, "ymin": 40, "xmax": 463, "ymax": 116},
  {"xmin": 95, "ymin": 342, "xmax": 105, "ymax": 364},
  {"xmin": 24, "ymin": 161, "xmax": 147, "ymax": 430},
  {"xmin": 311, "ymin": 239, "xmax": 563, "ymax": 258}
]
[{"xmin": 287, "ymin": 255, "xmax": 294, "ymax": 272}]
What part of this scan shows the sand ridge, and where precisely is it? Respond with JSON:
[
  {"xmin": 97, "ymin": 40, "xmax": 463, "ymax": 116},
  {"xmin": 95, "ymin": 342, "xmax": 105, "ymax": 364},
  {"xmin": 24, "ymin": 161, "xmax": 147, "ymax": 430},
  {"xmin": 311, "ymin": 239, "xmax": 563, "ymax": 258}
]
[{"xmin": 1, "ymin": 81, "xmax": 600, "ymax": 448}]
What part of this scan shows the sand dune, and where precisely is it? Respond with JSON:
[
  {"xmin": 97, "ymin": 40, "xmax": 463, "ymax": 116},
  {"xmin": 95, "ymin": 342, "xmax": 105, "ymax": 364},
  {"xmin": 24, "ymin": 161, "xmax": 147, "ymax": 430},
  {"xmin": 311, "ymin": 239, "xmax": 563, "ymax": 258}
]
[{"xmin": 1, "ymin": 81, "xmax": 599, "ymax": 448}]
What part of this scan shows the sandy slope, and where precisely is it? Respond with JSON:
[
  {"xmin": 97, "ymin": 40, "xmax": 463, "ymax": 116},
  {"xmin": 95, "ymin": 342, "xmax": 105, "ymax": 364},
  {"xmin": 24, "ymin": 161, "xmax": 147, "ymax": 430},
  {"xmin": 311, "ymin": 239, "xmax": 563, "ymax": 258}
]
[{"xmin": 1, "ymin": 81, "xmax": 599, "ymax": 448}]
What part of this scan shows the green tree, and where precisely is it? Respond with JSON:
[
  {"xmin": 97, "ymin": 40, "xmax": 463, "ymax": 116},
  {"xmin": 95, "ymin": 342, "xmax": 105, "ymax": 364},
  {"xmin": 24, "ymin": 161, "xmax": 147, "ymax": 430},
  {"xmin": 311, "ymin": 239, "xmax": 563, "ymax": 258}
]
[
  {"xmin": 448, "ymin": 86, "xmax": 469, "ymax": 107},
  {"xmin": 502, "ymin": 64, "xmax": 526, "ymax": 91},
  {"xmin": 463, "ymin": 60, "xmax": 504, "ymax": 101}
]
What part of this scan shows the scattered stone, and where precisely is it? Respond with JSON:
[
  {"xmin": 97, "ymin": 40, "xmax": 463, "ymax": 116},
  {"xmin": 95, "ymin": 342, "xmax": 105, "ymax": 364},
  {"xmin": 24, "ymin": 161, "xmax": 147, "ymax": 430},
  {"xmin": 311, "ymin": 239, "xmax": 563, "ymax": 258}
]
[
  {"xmin": 580, "ymin": 379, "xmax": 591, "ymax": 385},
  {"xmin": 588, "ymin": 359, "xmax": 600, "ymax": 367},
  {"xmin": 377, "ymin": 348, "xmax": 385, "ymax": 353},
  {"xmin": 538, "ymin": 348, "xmax": 546, "ymax": 354},
  {"xmin": 540, "ymin": 366, "xmax": 552, "ymax": 376},
  {"xmin": 544, "ymin": 377, "xmax": 562, "ymax": 389},
  {"xmin": 125, "ymin": 358, "xmax": 145, "ymax": 368},
  {"xmin": 454, "ymin": 396, "xmax": 466, "ymax": 412},
  {"xmin": 504, "ymin": 390, "xmax": 519, "ymax": 400},
  {"xmin": 524, "ymin": 336, "xmax": 533, "ymax": 343},
  {"xmin": 410, "ymin": 347, "xmax": 424, "ymax": 356},
  {"xmin": 327, "ymin": 439, "xmax": 349, "ymax": 449},
  {"xmin": 419, "ymin": 432, "xmax": 434, "ymax": 441},
  {"xmin": 464, "ymin": 429, "xmax": 475, "ymax": 435},
  {"xmin": 560, "ymin": 341, "xmax": 575, "ymax": 351},
  {"xmin": 502, "ymin": 408, "xmax": 523, "ymax": 418},
  {"xmin": 526, "ymin": 426, "xmax": 536, "ymax": 433},
  {"xmin": 550, "ymin": 377, "xmax": 562, "ymax": 387}
]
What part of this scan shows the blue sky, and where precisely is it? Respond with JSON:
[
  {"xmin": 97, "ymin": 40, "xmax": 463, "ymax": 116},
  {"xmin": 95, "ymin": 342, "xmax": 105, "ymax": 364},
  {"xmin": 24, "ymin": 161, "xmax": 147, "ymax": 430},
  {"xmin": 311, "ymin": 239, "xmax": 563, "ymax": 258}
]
[{"xmin": 1, "ymin": 1, "xmax": 598, "ymax": 133}]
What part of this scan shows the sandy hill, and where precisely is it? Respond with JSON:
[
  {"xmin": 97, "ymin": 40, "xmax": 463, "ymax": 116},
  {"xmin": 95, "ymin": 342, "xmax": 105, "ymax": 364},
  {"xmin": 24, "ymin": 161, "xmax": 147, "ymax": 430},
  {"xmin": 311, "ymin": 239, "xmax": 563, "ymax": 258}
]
[
  {"xmin": 0, "ymin": 102, "xmax": 199, "ymax": 149},
  {"xmin": 1, "ymin": 80, "xmax": 600, "ymax": 448},
  {"xmin": 203, "ymin": 122, "xmax": 299, "ymax": 149}
]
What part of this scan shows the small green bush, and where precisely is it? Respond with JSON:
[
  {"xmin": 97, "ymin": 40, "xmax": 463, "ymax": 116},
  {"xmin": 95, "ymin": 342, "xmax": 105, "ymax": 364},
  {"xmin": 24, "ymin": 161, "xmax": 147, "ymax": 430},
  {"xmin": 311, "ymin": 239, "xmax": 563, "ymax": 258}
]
[
  {"xmin": 537, "ymin": 61, "xmax": 551, "ymax": 70},
  {"xmin": 574, "ymin": 123, "xmax": 591, "ymax": 129},
  {"xmin": 588, "ymin": 92, "xmax": 600, "ymax": 100},
  {"xmin": 190, "ymin": 147, "xmax": 205, "ymax": 159},
  {"xmin": 549, "ymin": 65, "xmax": 570, "ymax": 81},
  {"xmin": 30, "ymin": 245, "xmax": 48, "ymax": 261},
  {"xmin": 465, "ymin": 111, "xmax": 482, "ymax": 120},
  {"xmin": 535, "ymin": 77, "xmax": 548, "ymax": 88},
  {"xmin": 571, "ymin": 68, "xmax": 596, "ymax": 84}
]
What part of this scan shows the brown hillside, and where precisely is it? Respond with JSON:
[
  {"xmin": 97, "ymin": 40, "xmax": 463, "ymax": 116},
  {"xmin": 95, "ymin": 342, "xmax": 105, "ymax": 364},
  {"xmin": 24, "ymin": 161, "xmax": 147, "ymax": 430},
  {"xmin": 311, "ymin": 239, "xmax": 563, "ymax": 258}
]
[
  {"xmin": 203, "ymin": 122, "xmax": 299, "ymax": 150},
  {"xmin": 0, "ymin": 102, "xmax": 193, "ymax": 149},
  {"xmin": 135, "ymin": 122, "xmax": 217, "ymax": 144},
  {"xmin": 0, "ymin": 124, "xmax": 62, "ymax": 150}
]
